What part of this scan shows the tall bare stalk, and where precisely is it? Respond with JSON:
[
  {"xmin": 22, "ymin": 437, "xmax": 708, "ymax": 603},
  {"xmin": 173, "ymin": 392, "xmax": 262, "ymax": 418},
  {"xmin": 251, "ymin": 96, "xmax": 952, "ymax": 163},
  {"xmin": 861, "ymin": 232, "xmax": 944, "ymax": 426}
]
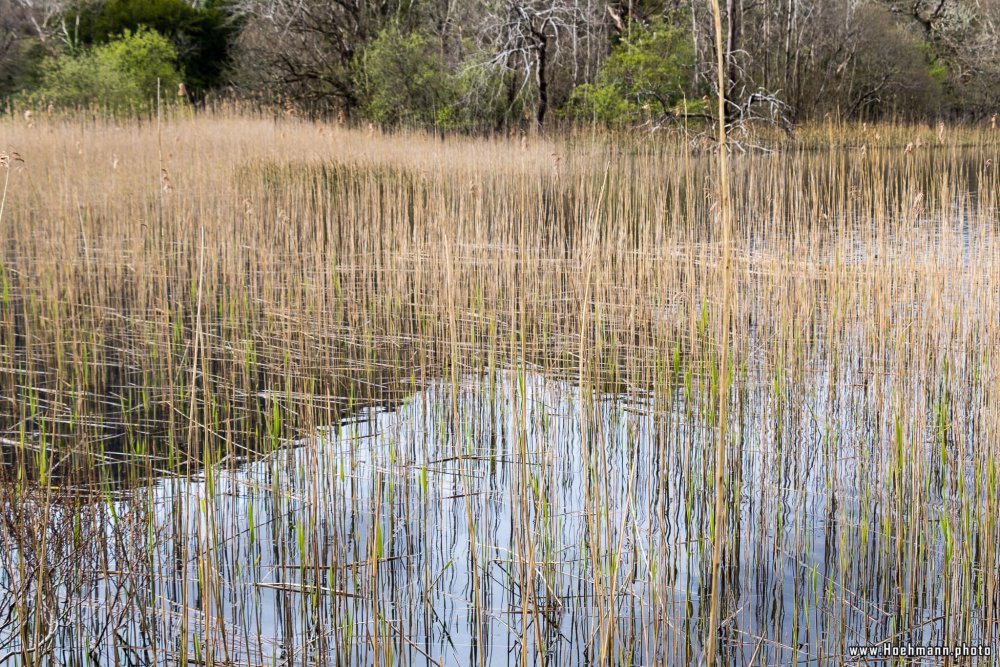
[{"xmin": 705, "ymin": 0, "xmax": 733, "ymax": 665}]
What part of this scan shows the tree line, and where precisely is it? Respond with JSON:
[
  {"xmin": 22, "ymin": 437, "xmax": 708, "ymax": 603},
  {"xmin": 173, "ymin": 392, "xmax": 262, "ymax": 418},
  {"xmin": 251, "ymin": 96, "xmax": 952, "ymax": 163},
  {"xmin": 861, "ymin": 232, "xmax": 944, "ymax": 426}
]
[{"xmin": 3, "ymin": 0, "xmax": 1000, "ymax": 128}]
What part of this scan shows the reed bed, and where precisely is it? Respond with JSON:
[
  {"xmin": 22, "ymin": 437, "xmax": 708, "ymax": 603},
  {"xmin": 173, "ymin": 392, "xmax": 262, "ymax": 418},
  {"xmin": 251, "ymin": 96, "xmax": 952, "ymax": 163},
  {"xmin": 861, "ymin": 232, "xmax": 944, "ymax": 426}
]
[{"xmin": 0, "ymin": 111, "xmax": 998, "ymax": 665}]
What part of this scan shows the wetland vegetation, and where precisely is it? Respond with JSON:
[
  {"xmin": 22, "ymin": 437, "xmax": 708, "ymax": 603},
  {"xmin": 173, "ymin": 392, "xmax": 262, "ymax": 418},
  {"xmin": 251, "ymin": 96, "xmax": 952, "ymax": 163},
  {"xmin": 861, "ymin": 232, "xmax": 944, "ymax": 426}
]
[{"xmin": 0, "ymin": 112, "xmax": 999, "ymax": 665}]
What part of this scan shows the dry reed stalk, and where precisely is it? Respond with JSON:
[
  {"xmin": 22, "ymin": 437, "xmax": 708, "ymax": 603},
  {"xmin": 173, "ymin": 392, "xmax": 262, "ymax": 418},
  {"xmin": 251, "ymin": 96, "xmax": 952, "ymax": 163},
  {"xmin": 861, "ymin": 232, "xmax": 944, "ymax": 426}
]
[{"xmin": 705, "ymin": 0, "xmax": 733, "ymax": 665}]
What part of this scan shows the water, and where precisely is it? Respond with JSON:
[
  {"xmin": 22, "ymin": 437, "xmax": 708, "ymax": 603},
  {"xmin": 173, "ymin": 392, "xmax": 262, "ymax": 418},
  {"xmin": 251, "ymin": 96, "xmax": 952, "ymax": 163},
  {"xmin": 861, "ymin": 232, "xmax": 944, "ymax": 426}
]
[{"xmin": 1, "ymin": 367, "xmax": 988, "ymax": 665}]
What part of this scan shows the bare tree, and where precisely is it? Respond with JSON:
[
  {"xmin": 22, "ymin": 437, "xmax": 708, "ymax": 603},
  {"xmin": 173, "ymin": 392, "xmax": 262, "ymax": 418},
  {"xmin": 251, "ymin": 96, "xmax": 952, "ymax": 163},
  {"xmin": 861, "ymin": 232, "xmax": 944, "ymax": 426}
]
[
  {"xmin": 220, "ymin": 0, "xmax": 1000, "ymax": 123},
  {"xmin": 474, "ymin": 0, "xmax": 603, "ymax": 127},
  {"xmin": 228, "ymin": 0, "xmax": 411, "ymax": 114},
  {"xmin": 885, "ymin": 0, "xmax": 1000, "ymax": 114},
  {"xmin": 716, "ymin": 0, "xmax": 963, "ymax": 120},
  {"xmin": 0, "ymin": 0, "xmax": 62, "ymax": 99},
  {"xmin": 6, "ymin": 0, "xmax": 63, "ymax": 44}
]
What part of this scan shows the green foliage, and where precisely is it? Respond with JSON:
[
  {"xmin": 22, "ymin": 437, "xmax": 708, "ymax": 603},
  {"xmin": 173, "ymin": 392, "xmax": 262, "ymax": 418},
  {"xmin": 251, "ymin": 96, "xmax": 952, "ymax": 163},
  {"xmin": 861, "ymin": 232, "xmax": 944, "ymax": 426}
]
[
  {"xmin": 0, "ymin": 40, "xmax": 47, "ymax": 102},
  {"xmin": 566, "ymin": 19, "xmax": 696, "ymax": 125},
  {"xmin": 66, "ymin": 0, "xmax": 233, "ymax": 91},
  {"xmin": 354, "ymin": 27, "xmax": 456, "ymax": 127},
  {"xmin": 31, "ymin": 27, "xmax": 182, "ymax": 111},
  {"xmin": 926, "ymin": 49, "xmax": 949, "ymax": 87}
]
